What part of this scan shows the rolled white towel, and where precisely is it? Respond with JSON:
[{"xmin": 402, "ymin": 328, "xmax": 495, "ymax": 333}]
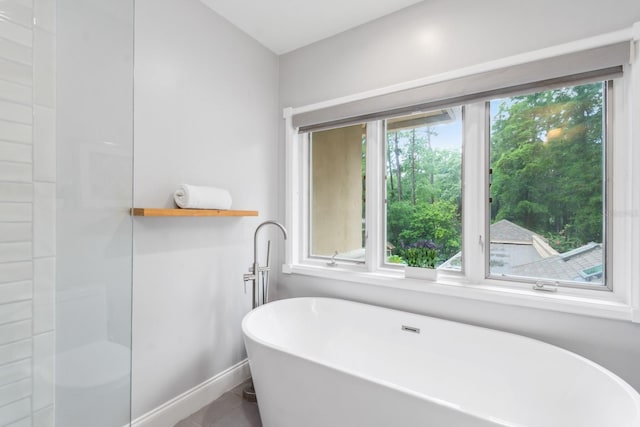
[{"xmin": 173, "ymin": 184, "xmax": 232, "ymax": 210}]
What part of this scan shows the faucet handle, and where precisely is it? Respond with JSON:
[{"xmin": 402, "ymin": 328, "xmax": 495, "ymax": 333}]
[
  {"xmin": 327, "ymin": 250, "xmax": 338, "ymax": 267},
  {"xmin": 242, "ymin": 272, "xmax": 254, "ymax": 295}
]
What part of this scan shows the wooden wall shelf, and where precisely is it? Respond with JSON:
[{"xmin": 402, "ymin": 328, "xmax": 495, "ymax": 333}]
[{"xmin": 131, "ymin": 208, "xmax": 258, "ymax": 217}]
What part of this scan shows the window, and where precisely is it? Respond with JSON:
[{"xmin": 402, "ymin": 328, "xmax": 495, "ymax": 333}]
[
  {"xmin": 488, "ymin": 82, "xmax": 608, "ymax": 288},
  {"xmin": 385, "ymin": 108, "xmax": 463, "ymax": 271},
  {"xmin": 284, "ymin": 34, "xmax": 637, "ymax": 319},
  {"xmin": 309, "ymin": 124, "xmax": 367, "ymax": 262},
  {"xmin": 296, "ymin": 80, "xmax": 612, "ymax": 289}
]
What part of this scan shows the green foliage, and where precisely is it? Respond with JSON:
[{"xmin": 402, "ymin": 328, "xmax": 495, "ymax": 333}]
[
  {"xmin": 386, "ymin": 254, "xmax": 406, "ymax": 264},
  {"xmin": 400, "ymin": 248, "xmax": 437, "ymax": 268},
  {"xmin": 385, "ymin": 125, "xmax": 462, "ymax": 266},
  {"xmin": 490, "ymin": 82, "xmax": 604, "ymax": 249},
  {"xmin": 545, "ymin": 230, "xmax": 582, "ymax": 253},
  {"xmin": 396, "ymin": 241, "xmax": 438, "ymax": 268},
  {"xmin": 398, "ymin": 201, "xmax": 460, "ymax": 264},
  {"xmin": 383, "ymin": 82, "xmax": 604, "ymax": 270}
]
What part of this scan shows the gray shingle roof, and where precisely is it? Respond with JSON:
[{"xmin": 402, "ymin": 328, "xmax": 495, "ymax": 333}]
[
  {"xmin": 509, "ymin": 243, "xmax": 603, "ymax": 283},
  {"xmin": 441, "ymin": 219, "xmax": 603, "ymax": 284},
  {"xmin": 490, "ymin": 219, "xmax": 538, "ymax": 244}
]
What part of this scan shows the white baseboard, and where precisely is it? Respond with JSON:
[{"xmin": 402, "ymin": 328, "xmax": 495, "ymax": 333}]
[{"xmin": 130, "ymin": 359, "xmax": 251, "ymax": 427}]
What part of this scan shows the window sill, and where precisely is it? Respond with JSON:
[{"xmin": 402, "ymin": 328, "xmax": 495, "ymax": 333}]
[{"xmin": 282, "ymin": 263, "xmax": 637, "ymax": 323}]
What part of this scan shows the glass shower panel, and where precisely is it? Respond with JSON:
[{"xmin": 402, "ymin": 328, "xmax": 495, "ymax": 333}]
[{"xmin": 57, "ymin": 1, "xmax": 134, "ymax": 426}]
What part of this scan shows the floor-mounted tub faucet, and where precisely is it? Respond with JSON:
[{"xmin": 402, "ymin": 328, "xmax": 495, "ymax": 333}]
[
  {"xmin": 242, "ymin": 220, "xmax": 287, "ymax": 403},
  {"xmin": 243, "ymin": 220, "xmax": 288, "ymax": 309}
]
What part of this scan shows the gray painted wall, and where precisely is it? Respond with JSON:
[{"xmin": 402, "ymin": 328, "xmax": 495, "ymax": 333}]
[
  {"xmin": 277, "ymin": 0, "xmax": 640, "ymax": 392},
  {"xmin": 132, "ymin": 0, "xmax": 279, "ymax": 416},
  {"xmin": 280, "ymin": 0, "xmax": 640, "ymax": 107}
]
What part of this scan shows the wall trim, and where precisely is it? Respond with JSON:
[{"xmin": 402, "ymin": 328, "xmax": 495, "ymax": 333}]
[{"xmin": 130, "ymin": 359, "xmax": 251, "ymax": 427}]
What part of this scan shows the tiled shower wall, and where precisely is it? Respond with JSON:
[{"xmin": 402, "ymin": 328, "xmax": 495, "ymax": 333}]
[{"xmin": 0, "ymin": 0, "xmax": 56, "ymax": 425}]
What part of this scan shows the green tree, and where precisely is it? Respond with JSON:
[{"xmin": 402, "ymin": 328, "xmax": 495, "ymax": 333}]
[
  {"xmin": 490, "ymin": 82, "xmax": 604, "ymax": 249},
  {"xmin": 386, "ymin": 124, "xmax": 462, "ymax": 265}
]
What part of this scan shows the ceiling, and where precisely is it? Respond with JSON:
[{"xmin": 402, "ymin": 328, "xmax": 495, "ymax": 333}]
[{"xmin": 199, "ymin": 0, "xmax": 424, "ymax": 55}]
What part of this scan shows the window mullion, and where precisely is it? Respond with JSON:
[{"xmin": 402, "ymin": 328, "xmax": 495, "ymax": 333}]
[
  {"xmin": 365, "ymin": 120, "xmax": 383, "ymax": 271},
  {"xmin": 299, "ymin": 132, "xmax": 310, "ymax": 264},
  {"xmin": 462, "ymin": 102, "xmax": 488, "ymax": 282}
]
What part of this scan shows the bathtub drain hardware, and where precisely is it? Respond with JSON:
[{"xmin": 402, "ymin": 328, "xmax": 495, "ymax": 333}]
[{"xmin": 401, "ymin": 325, "xmax": 420, "ymax": 334}]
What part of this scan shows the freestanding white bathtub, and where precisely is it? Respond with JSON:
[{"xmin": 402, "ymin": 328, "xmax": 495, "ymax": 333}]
[{"xmin": 242, "ymin": 297, "xmax": 640, "ymax": 427}]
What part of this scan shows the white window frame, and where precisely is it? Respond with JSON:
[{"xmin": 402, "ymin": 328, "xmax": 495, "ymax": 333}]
[{"xmin": 283, "ymin": 24, "xmax": 640, "ymax": 323}]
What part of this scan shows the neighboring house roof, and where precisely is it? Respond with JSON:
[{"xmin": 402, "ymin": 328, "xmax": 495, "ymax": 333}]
[
  {"xmin": 440, "ymin": 219, "xmax": 603, "ymax": 284},
  {"xmin": 509, "ymin": 242, "xmax": 603, "ymax": 283},
  {"xmin": 489, "ymin": 243, "xmax": 541, "ymax": 274},
  {"xmin": 489, "ymin": 219, "xmax": 559, "ymax": 274},
  {"xmin": 490, "ymin": 219, "xmax": 536, "ymax": 244}
]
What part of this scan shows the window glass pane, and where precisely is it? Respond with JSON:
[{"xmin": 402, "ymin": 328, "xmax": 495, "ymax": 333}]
[
  {"xmin": 489, "ymin": 82, "xmax": 606, "ymax": 286},
  {"xmin": 385, "ymin": 107, "xmax": 463, "ymax": 270},
  {"xmin": 310, "ymin": 124, "xmax": 366, "ymax": 262}
]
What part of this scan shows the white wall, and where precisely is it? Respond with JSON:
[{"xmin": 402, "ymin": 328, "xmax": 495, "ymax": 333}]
[
  {"xmin": 132, "ymin": 0, "xmax": 279, "ymax": 417},
  {"xmin": 277, "ymin": 0, "xmax": 640, "ymax": 392}
]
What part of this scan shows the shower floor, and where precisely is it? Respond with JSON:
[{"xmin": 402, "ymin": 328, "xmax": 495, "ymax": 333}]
[{"xmin": 174, "ymin": 380, "xmax": 262, "ymax": 427}]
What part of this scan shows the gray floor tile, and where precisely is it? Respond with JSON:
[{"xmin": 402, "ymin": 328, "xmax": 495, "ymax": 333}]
[
  {"xmin": 200, "ymin": 401, "xmax": 261, "ymax": 427},
  {"xmin": 174, "ymin": 380, "xmax": 262, "ymax": 427}
]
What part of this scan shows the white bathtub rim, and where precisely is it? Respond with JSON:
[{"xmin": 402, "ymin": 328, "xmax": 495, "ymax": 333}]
[{"xmin": 242, "ymin": 297, "xmax": 640, "ymax": 426}]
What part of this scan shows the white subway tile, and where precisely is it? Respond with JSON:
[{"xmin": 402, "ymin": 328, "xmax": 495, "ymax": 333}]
[
  {"xmin": 0, "ymin": 203, "xmax": 31, "ymax": 222},
  {"xmin": 0, "ymin": 121, "xmax": 31, "ymax": 144},
  {"xmin": 0, "ymin": 359, "xmax": 30, "ymax": 386},
  {"xmin": 0, "ymin": 100, "xmax": 31, "ymax": 124},
  {"xmin": 0, "ymin": 301, "xmax": 32, "ymax": 326},
  {"xmin": 33, "ymin": 105, "xmax": 55, "ymax": 182},
  {"xmin": 0, "ymin": 161, "xmax": 31, "ymax": 182},
  {"xmin": 0, "ymin": 338, "xmax": 30, "ymax": 365},
  {"xmin": 0, "ymin": 242, "xmax": 31, "ymax": 263},
  {"xmin": 33, "ymin": 28, "xmax": 54, "ymax": 108},
  {"xmin": 0, "ymin": 2, "xmax": 33, "ymax": 28},
  {"xmin": 0, "ymin": 223, "xmax": 31, "ymax": 242},
  {"xmin": 0, "ymin": 142, "xmax": 32, "ymax": 163},
  {"xmin": 33, "ymin": 183, "xmax": 54, "ymax": 257},
  {"xmin": 0, "ymin": 58, "xmax": 32, "ymax": 86},
  {"xmin": 0, "ymin": 261, "xmax": 31, "ymax": 284},
  {"xmin": 0, "ymin": 38, "xmax": 32, "ymax": 66},
  {"xmin": 0, "ymin": 183, "xmax": 32, "ymax": 202},
  {"xmin": 11, "ymin": 0, "xmax": 33, "ymax": 9},
  {"xmin": 33, "ymin": 332, "xmax": 53, "ymax": 410},
  {"xmin": 0, "ymin": 320, "xmax": 30, "ymax": 345},
  {"xmin": 0, "ymin": 19, "xmax": 32, "ymax": 47},
  {"xmin": 33, "ymin": 406, "xmax": 52, "ymax": 427},
  {"xmin": 34, "ymin": 0, "xmax": 54, "ymax": 33},
  {"xmin": 0, "ymin": 282, "xmax": 31, "ymax": 304},
  {"xmin": 0, "ymin": 80, "xmax": 32, "ymax": 105},
  {"xmin": 33, "ymin": 257, "xmax": 53, "ymax": 333},
  {"xmin": 0, "ymin": 378, "xmax": 30, "ymax": 406},
  {"xmin": 7, "ymin": 416, "xmax": 31, "ymax": 427},
  {"xmin": 0, "ymin": 397, "xmax": 30, "ymax": 425}
]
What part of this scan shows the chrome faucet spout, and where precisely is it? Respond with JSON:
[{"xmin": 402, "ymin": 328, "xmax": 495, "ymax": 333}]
[{"xmin": 253, "ymin": 220, "xmax": 287, "ymax": 268}]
